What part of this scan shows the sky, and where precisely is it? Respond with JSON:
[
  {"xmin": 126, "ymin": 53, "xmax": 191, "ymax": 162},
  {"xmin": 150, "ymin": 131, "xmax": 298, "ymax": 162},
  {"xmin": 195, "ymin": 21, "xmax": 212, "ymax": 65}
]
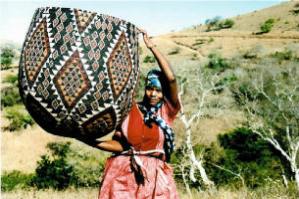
[{"xmin": 0, "ymin": 0, "xmax": 285, "ymax": 45}]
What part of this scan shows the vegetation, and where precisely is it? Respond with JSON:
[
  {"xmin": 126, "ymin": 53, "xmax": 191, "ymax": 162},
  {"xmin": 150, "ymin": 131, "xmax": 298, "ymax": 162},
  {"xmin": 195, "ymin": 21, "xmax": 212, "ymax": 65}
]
[
  {"xmin": 1, "ymin": 170, "xmax": 33, "ymax": 192},
  {"xmin": 143, "ymin": 55, "xmax": 156, "ymax": 63},
  {"xmin": 205, "ymin": 16, "xmax": 221, "ymax": 31},
  {"xmin": 1, "ymin": 47, "xmax": 15, "ymax": 70},
  {"xmin": 208, "ymin": 128, "xmax": 285, "ymax": 188},
  {"xmin": 206, "ymin": 53, "xmax": 230, "ymax": 71},
  {"xmin": 2, "ymin": 74, "xmax": 18, "ymax": 85},
  {"xmin": 271, "ymin": 49, "xmax": 293, "ymax": 63},
  {"xmin": 205, "ymin": 17, "xmax": 235, "ymax": 31},
  {"xmin": 168, "ymin": 47, "xmax": 181, "ymax": 55},
  {"xmin": 218, "ymin": 19, "xmax": 235, "ymax": 29},
  {"xmin": 291, "ymin": 3, "xmax": 299, "ymax": 15},
  {"xmin": 259, "ymin": 18, "xmax": 275, "ymax": 33},
  {"xmin": 1, "ymin": 86, "xmax": 22, "ymax": 108},
  {"xmin": 3, "ymin": 105, "xmax": 34, "ymax": 131},
  {"xmin": 31, "ymin": 142, "xmax": 76, "ymax": 190},
  {"xmin": 30, "ymin": 142, "xmax": 105, "ymax": 190}
]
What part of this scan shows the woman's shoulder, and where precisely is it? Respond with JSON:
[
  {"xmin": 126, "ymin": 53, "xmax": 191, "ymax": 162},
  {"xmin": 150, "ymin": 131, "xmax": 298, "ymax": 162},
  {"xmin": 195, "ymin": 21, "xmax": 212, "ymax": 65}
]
[{"xmin": 161, "ymin": 98, "xmax": 181, "ymax": 121}]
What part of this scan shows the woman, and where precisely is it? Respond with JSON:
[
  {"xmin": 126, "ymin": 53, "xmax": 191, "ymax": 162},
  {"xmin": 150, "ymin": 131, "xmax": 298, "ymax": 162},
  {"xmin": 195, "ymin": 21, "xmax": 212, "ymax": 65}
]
[{"xmin": 91, "ymin": 30, "xmax": 181, "ymax": 199}]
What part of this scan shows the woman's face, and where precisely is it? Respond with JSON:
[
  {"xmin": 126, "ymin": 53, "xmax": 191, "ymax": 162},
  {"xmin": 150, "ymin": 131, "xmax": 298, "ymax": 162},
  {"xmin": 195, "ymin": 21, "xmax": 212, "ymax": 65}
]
[{"xmin": 145, "ymin": 86, "xmax": 163, "ymax": 106}]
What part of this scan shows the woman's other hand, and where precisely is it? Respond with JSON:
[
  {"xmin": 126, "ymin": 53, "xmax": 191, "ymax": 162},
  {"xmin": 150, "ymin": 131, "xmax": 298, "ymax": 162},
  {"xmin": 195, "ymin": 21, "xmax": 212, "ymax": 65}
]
[{"xmin": 140, "ymin": 29, "xmax": 155, "ymax": 49}]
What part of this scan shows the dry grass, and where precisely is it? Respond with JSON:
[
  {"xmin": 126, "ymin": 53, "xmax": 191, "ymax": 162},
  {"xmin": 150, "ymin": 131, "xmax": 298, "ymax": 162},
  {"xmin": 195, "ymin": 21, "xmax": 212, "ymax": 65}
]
[
  {"xmin": 2, "ymin": 126, "xmax": 65, "ymax": 172},
  {"xmin": 2, "ymin": 186, "xmax": 297, "ymax": 199},
  {"xmin": 2, "ymin": 188, "xmax": 99, "ymax": 199}
]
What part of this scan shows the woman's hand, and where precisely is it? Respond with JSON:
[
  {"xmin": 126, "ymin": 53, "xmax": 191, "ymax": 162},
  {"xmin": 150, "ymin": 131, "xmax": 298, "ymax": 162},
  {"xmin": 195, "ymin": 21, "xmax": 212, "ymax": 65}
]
[{"xmin": 140, "ymin": 29, "xmax": 155, "ymax": 49}]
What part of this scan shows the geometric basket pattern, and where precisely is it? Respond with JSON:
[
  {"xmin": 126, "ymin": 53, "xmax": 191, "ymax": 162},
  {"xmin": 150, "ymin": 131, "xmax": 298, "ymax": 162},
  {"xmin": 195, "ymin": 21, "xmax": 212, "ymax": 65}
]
[{"xmin": 19, "ymin": 7, "xmax": 140, "ymax": 139}]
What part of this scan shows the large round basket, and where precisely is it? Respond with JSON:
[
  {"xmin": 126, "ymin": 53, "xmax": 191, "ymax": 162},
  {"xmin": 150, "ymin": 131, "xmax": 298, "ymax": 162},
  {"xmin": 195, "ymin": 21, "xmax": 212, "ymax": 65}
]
[{"xmin": 19, "ymin": 7, "xmax": 140, "ymax": 139}]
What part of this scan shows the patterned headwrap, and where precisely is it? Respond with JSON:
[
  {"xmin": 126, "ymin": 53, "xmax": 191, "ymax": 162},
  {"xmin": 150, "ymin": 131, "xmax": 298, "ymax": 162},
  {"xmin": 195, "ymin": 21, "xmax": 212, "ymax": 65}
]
[{"xmin": 145, "ymin": 70, "xmax": 162, "ymax": 90}]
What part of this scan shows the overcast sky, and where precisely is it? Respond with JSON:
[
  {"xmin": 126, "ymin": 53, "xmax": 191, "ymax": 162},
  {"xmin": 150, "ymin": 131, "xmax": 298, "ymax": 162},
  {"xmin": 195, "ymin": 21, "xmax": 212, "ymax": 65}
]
[{"xmin": 0, "ymin": 0, "xmax": 285, "ymax": 44}]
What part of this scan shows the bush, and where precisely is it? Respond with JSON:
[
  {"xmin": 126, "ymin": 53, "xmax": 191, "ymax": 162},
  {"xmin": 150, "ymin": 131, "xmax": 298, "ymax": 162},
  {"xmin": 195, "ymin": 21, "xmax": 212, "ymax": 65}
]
[
  {"xmin": 204, "ymin": 127, "xmax": 285, "ymax": 188},
  {"xmin": 190, "ymin": 53, "xmax": 198, "ymax": 61},
  {"xmin": 168, "ymin": 47, "xmax": 181, "ymax": 55},
  {"xmin": 219, "ymin": 19, "xmax": 235, "ymax": 29},
  {"xmin": 271, "ymin": 50, "xmax": 293, "ymax": 63},
  {"xmin": 205, "ymin": 17, "xmax": 234, "ymax": 31},
  {"xmin": 291, "ymin": 3, "xmax": 299, "ymax": 15},
  {"xmin": 206, "ymin": 53, "xmax": 230, "ymax": 72},
  {"xmin": 1, "ymin": 86, "xmax": 22, "ymax": 108},
  {"xmin": 3, "ymin": 106, "xmax": 34, "ymax": 131},
  {"xmin": 243, "ymin": 50, "xmax": 258, "ymax": 59},
  {"xmin": 0, "ymin": 47, "xmax": 15, "ymax": 70},
  {"xmin": 213, "ymin": 74, "xmax": 238, "ymax": 94},
  {"xmin": 205, "ymin": 16, "xmax": 222, "ymax": 31},
  {"xmin": 31, "ymin": 142, "xmax": 105, "ymax": 189},
  {"xmin": 143, "ymin": 55, "xmax": 156, "ymax": 63},
  {"xmin": 260, "ymin": 18, "xmax": 275, "ymax": 33},
  {"xmin": 208, "ymin": 37, "xmax": 214, "ymax": 43},
  {"xmin": 31, "ymin": 142, "xmax": 76, "ymax": 190},
  {"xmin": 1, "ymin": 170, "xmax": 33, "ymax": 192}
]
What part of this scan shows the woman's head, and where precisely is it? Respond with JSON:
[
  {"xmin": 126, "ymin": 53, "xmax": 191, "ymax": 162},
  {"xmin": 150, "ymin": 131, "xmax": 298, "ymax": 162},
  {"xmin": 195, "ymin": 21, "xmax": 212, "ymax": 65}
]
[{"xmin": 143, "ymin": 69, "xmax": 166, "ymax": 106}]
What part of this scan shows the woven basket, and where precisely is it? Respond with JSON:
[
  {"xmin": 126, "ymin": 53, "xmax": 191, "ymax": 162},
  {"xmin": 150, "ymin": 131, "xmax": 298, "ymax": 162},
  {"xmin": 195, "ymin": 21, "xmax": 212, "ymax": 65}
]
[{"xmin": 19, "ymin": 7, "xmax": 140, "ymax": 139}]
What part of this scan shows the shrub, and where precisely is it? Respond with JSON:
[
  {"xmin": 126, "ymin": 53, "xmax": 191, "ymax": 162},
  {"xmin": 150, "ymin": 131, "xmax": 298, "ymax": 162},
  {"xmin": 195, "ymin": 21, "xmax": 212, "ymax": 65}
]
[
  {"xmin": 67, "ymin": 144, "xmax": 105, "ymax": 187},
  {"xmin": 243, "ymin": 51, "xmax": 258, "ymax": 59},
  {"xmin": 291, "ymin": 3, "xmax": 299, "ymax": 15},
  {"xmin": 168, "ymin": 47, "xmax": 181, "ymax": 55},
  {"xmin": 260, "ymin": 18, "xmax": 275, "ymax": 33},
  {"xmin": 191, "ymin": 53, "xmax": 198, "ymax": 61},
  {"xmin": 213, "ymin": 74, "xmax": 238, "ymax": 94},
  {"xmin": 219, "ymin": 19, "xmax": 235, "ymax": 29},
  {"xmin": 0, "ymin": 47, "xmax": 15, "ymax": 70},
  {"xmin": 231, "ymin": 82, "xmax": 264, "ymax": 105},
  {"xmin": 31, "ymin": 142, "xmax": 105, "ymax": 189},
  {"xmin": 271, "ymin": 50, "xmax": 293, "ymax": 63},
  {"xmin": 204, "ymin": 127, "xmax": 285, "ymax": 188},
  {"xmin": 1, "ymin": 86, "xmax": 22, "ymax": 108},
  {"xmin": 31, "ymin": 142, "xmax": 76, "ymax": 190},
  {"xmin": 3, "ymin": 106, "xmax": 34, "ymax": 131},
  {"xmin": 205, "ymin": 16, "xmax": 222, "ymax": 31},
  {"xmin": 72, "ymin": 165, "xmax": 104, "ymax": 187},
  {"xmin": 1, "ymin": 170, "xmax": 33, "ymax": 192},
  {"xmin": 206, "ymin": 53, "xmax": 230, "ymax": 72},
  {"xmin": 143, "ymin": 55, "xmax": 156, "ymax": 63},
  {"xmin": 208, "ymin": 37, "xmax": 214, "ymax": 43}
]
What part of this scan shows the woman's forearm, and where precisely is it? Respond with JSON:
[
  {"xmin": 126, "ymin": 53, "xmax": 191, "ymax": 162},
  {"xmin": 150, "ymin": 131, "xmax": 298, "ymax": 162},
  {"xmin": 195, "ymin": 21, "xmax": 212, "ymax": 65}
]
[
  {"xmin": 80, "ymin": 138, "xmax": 124, "ymax": 153},
  {"xmin": 150, "ymin": 46, "xmax": 176, "ymax": 82},
  {"xmin": 95, "ymin": 140, "xmax": 124, "ymax": 152}
]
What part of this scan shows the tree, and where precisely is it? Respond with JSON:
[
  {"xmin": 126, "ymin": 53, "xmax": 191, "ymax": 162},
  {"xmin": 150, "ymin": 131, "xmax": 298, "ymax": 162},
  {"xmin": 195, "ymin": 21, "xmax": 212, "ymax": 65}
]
[
  {"xmin": 233, "ymin": 67, "xmax": 299, "ymax": 190},
  {"xmin": 1, "ymin": 47, "xmax": 15, "ymax": 70},
  {"xmin": 174, "ymin": 67, "xmax": 229, "ymax": 194},
  {"xmin": 205, "ymin": 16, "xmax": 221, "ymax": 31}
]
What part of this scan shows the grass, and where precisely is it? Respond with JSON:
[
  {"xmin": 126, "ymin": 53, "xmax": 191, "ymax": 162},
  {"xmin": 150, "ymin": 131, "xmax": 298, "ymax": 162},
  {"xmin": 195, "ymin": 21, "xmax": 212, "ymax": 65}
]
[
  {"xmin": 2, "ymin": 183, "xmax": 298, "ymax": 199},
  {"xmin": 2, "ymin": 74, "xmax": 18, "ymax": 85},
  {"xmin": 3, "ymin": 105, "xmax": 34, "ymax": 131}
]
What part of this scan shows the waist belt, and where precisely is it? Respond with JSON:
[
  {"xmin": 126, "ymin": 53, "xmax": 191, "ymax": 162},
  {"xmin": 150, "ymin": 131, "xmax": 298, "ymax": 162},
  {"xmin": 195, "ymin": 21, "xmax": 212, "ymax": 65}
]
[{"xmin": 114, "ymin": 148, "xmax": 165, "ymax": 185}]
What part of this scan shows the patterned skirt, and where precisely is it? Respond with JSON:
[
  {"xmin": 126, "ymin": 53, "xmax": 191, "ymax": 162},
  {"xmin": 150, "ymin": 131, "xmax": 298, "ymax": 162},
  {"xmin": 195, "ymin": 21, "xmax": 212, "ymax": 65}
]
[{"xmin": 98, "ymin": 155, "xmax": 179, "ymax": 199}]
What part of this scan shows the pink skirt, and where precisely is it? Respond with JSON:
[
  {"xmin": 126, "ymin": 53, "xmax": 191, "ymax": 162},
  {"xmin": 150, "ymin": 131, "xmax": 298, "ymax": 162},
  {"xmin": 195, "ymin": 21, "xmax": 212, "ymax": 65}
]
[{"xmin": 98, "ymin": 155, "xmax": 179, "ymax": 199}]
